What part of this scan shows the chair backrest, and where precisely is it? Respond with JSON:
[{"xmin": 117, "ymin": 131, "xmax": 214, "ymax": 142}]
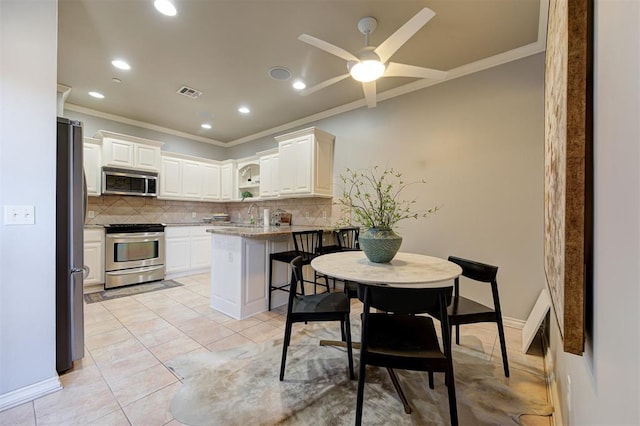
[
  {"xmin": 292, "ymin": 230, "xmax": 323, "ymax": 258},
  {"xmin": 448, "ymin": 256, "xmax": 498, "ymax": 283},
  {"xmin": 288, "ymin": 256, "xmax": 305, "ymax": 311},
  {"xmin": 357, "ymin": 284, "xmax": 452, "ymax": 315},
  {"xmin": 337, "ymin": 227, "xmax": 360, "ymax": 250}
]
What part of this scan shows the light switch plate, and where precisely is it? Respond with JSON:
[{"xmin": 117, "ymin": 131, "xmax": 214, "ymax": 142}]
[{"xmin": 4, "ymin": 205, "xmax": 35, "ymax": 225}]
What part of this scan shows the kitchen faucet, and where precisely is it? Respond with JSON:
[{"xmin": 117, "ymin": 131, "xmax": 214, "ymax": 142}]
[{"xmin": 247, "ymin": 202, "xmax": 258, "ymax": 224}]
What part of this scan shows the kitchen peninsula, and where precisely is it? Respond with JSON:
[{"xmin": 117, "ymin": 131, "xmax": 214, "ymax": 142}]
[{"xmin": 207, "ymin": 225, "xmax": 326, "ymax": 319}]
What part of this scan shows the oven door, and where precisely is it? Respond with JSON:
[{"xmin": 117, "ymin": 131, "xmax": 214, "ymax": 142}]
[{"xmin": 105, "ymin": 231, "xmax": 165, "ymax": 272}]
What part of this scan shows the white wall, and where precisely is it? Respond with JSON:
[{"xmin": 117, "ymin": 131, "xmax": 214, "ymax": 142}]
[
  {"xmin": 0, "ymin": 0, "xmax": 60, "ymax": 402},
  {"xmin": 236, "ymin": 54, "xmax": 546, "ymax": 321},
  {"xmin": 548, "ymin": 1, "xmax": 640, "ymax": 424}
]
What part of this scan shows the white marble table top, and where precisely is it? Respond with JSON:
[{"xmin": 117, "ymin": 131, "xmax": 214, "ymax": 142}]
[{"xmin": 311, "ymin": 251, "xmax": 462, "ymax": 288}]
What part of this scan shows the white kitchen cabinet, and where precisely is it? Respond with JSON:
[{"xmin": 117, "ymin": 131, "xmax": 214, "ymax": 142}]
[
  {"xmin": 275, "ymin": 127, "xmax": 334, "ymax": 197},
  {"xmin": 83, "ymin": 138, "xmax": 102, "ymax": 196},
  {"xmin": 165, "ymin": 226, "xmax": 211, "ymax": 277},
  {"xmin": 83, "ymin": 228, "xmax": 104, "ymax": 290},
  {"xmin": 259, "ymin": 151, "xmax": 279, "ymax": 198},
  {"xmin": 97, "ymin": 130, "xmax": 163, "ymax": 172},
  {"xmin": 202, "ymin": 163, "xmax": 221, "ymax": 200},
  {"xmin": 220, "ymin": 160, "xmax": 236, "ymax": 201},
  {"xmin": 160, "ymin": 155, "xmax": 183, "ymax": 198},
  {"xmin": 159, "ymin": 152, "xmax": 224, "ymax": 202},
  {"xmin": 181, "ymin": 159, "xmax": 202, "ymax": 198}
]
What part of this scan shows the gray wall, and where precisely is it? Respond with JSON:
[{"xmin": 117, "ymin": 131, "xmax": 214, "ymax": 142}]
[
  {"xmin": 237, "ymin": 54, "xmax": 546, "ymax": 322},
  {"xmin": 549, "ymin": 1, "xmax": 640, "ymax": 424},
  {"xmin": 64, "ymin": 110, "xmax": 227, "ymax": 160},
  {"xmin": 0, "ymin": 0, "xmax": 58, "ymax": 396}
]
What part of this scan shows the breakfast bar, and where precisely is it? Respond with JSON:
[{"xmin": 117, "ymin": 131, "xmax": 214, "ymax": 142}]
[{"xmin": 206, "ymin": 225, "xmax": 327, "ymax": 319}]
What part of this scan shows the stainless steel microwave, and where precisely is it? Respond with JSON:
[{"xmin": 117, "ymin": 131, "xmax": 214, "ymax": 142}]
[{"xmin": 102, "ymin": 167, "xmax": 158, "ymax": 196}]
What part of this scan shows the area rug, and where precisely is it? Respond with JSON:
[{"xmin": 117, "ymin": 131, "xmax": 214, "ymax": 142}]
[
  {"xmin": 166, "ymin": 324, "xmax": 553, "ymax": 425},
  {"xmin": 83, "ymin": 280, "xmax": 183, "ymax": 303}
]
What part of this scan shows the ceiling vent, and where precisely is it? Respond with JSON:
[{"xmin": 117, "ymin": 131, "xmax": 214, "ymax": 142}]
[{"xmin": 176, "ymin": 85, "xmax": 203, "ymax": 99}]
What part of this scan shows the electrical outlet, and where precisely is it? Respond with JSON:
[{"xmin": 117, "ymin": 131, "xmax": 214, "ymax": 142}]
[
  {"xmin": 322, "ymin": 211, "xmax": 327, "ymax": 219},
  {"xmin": 87, "ymin": 210, "xmax": 95, "ymax": 219},
  {"xmin": 305, "ymin": 211, "xmax": 310, "ymax": 219},
  {"xmin": 4, "ymin": 205, "xmax": 35, "ymax": 225},
  {"xmin": 192, "ymin": 212, "xmax": 197, "ymax": 218}
]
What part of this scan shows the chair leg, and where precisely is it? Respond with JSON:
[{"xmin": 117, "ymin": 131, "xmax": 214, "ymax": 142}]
[
  {"xmin": 279, "ymin": 320, "xmax": 293, "ymax": 381},
  {"xmin": 355, "ymin": 352, "xmax": 367, "ymax": 425},
  {"xmin": 455, "ymin": 323, "xmax": 460, "ymax": 345},
  {"xmin": 496, "ymin": 319, "xmax": 510, "ymax": 377},
  {"xmin": 344, "ymin": 316, "xmax": 354, "ymax": 380},
  {"xmin": 428, "ymin": 371, "xmax": 434, "ymax": 389},
  {"xmin": 268, "ymin": 258, "xmax": 273, "ymax": 311}
]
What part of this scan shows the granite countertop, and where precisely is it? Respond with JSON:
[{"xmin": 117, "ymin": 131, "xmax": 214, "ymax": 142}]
[{"xmin": 206, "ymin": 225, "xmax": 332, "ymax": 238}]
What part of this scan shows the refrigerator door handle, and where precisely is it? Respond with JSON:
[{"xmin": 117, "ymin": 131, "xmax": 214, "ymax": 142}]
[{"xmin": 83, "ymin": 265, "xmax": 90, "ymax": 280}]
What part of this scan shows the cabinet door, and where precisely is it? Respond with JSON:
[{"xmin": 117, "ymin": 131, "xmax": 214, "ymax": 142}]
[
  {"xmin": 190, "ymin": 235, "xmax": 211, "ymax": 270},
  {"xmin": 134, "ymin": 144, "xmax": 160, "ymax": 171},
  {"xmin": 83, "ymin": 242, "xmax": 103, "ymax": 285},
  {"xmin": 181, "ymin": 160, "xmax": 202, "ymax": 199},
  {"xmin": 104, "ymin": 138, "xmax": 134, "ymax": 168},
  {"xmin": 160, "ymin": 156, "xmax": 183, "ymax": 198},
  {"xmin": 202, "ymin": 163, "xmax": 221, "ymax": 200},
  {"xmin": 278, "ymin": 140, "xmax": 295, "ymax": 195},
  {"xmin": 165, "ymin": 236, "xmax": 191, "ymax": 274},
  {"xmin": 293, "ymin": 136, "xmax": 312, "ymax": 193},
  {"xmin": 259, "ymin": 156, "xmax": 272, "ymax": 197},
  {"xmin": 83, "ymin": 143, "xmax": 102, "ymax": 196},
  {"xmin": 220, "ymin": 163, "xmax": 234, "ymax": 200},
  {"xmin": 271, "ymin": 154, "xmax": 280, "ymax": 196}
]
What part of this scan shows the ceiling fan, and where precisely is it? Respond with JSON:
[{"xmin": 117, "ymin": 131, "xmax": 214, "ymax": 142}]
[{"xmin": 298, "ymin": 7, "xmax": 447, "ymax": 108}]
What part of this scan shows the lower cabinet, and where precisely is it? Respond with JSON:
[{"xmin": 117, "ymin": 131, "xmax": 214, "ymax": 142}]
[
  {"xmin": 83, "ymin": 228, "xmax": 105, "ymax": 290},
  {"xmin": 165, "ymin": 226, "xmax": 211, "ymax": 277}
]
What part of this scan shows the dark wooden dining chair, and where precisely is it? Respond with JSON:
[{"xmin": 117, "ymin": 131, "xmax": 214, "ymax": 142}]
[
  {"xmin": 428, "ymin": 256, "xmax": 509, "ymax": 377},
  {"xmin": 316, "ymin": 227, "xmax": 361, "ymax": 290},
  {"xmin": 268, "ymin": 229, "xmax": 328, "ymax": 310},
  {"xmin": 280, "ymin": 256, "xmax": 355, "ymax": 381},
  {"xmin": 355, "ymin": 284, "xmax": 457, "ymax": 426}
]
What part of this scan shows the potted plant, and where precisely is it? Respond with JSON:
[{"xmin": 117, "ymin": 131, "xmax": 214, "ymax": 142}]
[{"xmin": 336, "ymin": 166, "xmax": 438, "ymax": 263}]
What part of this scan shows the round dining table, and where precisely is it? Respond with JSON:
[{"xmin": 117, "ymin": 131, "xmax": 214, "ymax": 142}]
[{"xmin": 311, "ymin": 251, "xmax": 462, "ymax": 288}]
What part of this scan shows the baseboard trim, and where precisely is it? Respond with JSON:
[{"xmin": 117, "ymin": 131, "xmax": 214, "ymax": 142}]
[
  {"xmin": 503, "ymin": 316, "xmax": 526, "ymax": 330},
  {"xmin": 0, "ymin": 376, "xmax": 61, "ymax": 412},
  {"xmin": 542, "ymin": 329, "xmax": 563, "ymax": 426}
]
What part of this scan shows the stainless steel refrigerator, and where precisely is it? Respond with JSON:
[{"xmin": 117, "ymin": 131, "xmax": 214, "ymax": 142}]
[{"xmin": 56, "ymin": 117, "xmax": 86, "ymax": 373}]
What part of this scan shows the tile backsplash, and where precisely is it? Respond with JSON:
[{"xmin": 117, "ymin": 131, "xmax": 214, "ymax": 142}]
[{"xmin": 85, "ymin": 195, "xmax": 340, "ymax": 226}]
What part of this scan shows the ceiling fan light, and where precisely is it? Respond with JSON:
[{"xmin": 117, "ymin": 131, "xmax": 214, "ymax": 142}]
[{"xmin": 350, "ymin": 60, "xmax": 385, "ymax": 83}]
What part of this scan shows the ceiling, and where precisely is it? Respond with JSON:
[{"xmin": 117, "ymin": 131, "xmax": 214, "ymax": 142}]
[{"xmin": 57, "ymin": 0, "xmax": 545, "ymax": 146}]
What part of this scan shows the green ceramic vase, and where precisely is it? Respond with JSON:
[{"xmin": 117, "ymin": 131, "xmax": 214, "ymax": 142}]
[{"xmin": 358, "ymin": 228, "xmax": 403, "ymax": 263}]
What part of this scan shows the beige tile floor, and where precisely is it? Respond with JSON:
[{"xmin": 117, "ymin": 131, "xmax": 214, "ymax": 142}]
[{"xmin": 0, "ymin": 273, "xmax": 552, "ymax": 425}]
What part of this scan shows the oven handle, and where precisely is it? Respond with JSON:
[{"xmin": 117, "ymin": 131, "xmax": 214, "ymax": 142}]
[
  {"xmin": 106, "ymin": 232, "xmax": 165, "ymax": 241},
  {"xmin": 105, "ymin": 264, "xmax": 165, "ymax": 276}
]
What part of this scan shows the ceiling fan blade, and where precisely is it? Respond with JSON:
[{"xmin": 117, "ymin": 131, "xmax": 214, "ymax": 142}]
[
  {"xmin": 298, "ymin": 34, "xmax": 359, "ymax": 62},
  {"xmin": 362, "ymin": 81, "xmax": 376, "ymax": 108},
  {"xmin": 384, "ymin": 62, "xmax": 447, "ymax": 79},
  {"xmin": 300, "ymin": 73, "xmax": 351, "ymax": 96},
  {"xmin": 374, "ymin": 7, "xmax": 436, "ymax": 63}
]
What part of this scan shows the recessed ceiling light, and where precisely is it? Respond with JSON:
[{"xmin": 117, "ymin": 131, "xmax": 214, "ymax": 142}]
[
  {"xmin": 111, "ymin": 59, "xmax": 130, "ymax": 70},
  {"xmin": 238, "ymin": 107, "xmax": 250, "ymax": 114},
  {"xmin": 201, "ymin": 123, "xmax": 212, "ymax": 129},
  {"xmin": 292, "ymin": 80, "xmax": 306, "ymax": 90},
  {"xmin": 88, "ymin": 91, "xmax": 104, "ymax": 99},
  {"xmin": 154, "ymin": 0, "xmax": 177, "ymax": 16}
]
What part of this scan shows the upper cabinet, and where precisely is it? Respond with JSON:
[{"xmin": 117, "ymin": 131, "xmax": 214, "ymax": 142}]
[
  {"xmin": 259, "ymin": 149, "xmax": 279, "ymax": 198},
  {"xmin": 220, "ymin": 160, "xmax": 237, "ymax": 201},
  {"xmin": 83, "ymin": 137, "xmax": 102, "ymax": 196},
  {"xmin": 97, "ymin": 130, "xmax": 163, "ymax": 172},
  {"xmin": 276, "ymin": 127, "xmax": 334, "ymax": 198},
  {"xmin": 159, "ymin": 152, "xmax": 226, "ymax": 202}
]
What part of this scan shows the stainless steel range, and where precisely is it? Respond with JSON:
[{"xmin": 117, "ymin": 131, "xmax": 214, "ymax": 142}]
[{"xmin": 104, "ymin": 223, "xmax": 165, "ymax": 289}]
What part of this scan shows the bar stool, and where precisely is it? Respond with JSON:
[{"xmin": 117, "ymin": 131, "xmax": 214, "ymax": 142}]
[{"xmin": 268, "ymin": 229, "xmax": 327, "ymax": 310}]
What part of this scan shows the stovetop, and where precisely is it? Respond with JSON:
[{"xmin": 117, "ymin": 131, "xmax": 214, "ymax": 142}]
[{"xmin": 104, "ymin": 223, "xmax": 165, "ymax": 234}]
